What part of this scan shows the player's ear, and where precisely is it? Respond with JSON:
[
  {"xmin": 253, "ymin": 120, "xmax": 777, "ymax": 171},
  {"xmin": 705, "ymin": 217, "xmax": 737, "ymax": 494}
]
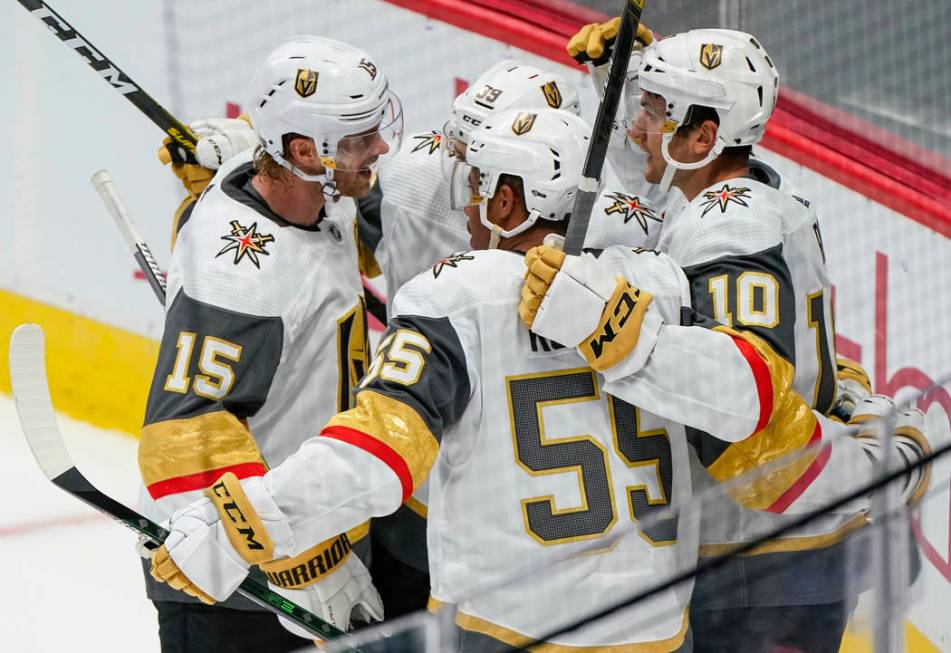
[
  {"xmin": 494, "ymin": 182, "xmax": 517, "ymax": 224},
  {"xmin": 694, "ymin": 120, "xmax": 719, "ymax": 156},
  {"xmin": 286, "ymin": 136, "xmax": 319, "ymax": 168}
]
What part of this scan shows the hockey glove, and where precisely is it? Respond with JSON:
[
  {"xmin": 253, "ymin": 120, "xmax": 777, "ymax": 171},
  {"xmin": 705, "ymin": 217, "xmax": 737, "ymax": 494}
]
[
  {"xmin": 520, "ymin": 245, "xmax": 659, "ymax": 373},
  {"xmin": 566, "ymin": 17, "xmax": 654, "ymax": 66},
  {"xmin": 829, "ymin": 357, "xmax": 872, "ymax": 422},
  {"xmin": 261, "ymin": 537, "xmax": 383, "ymax": 640},
  {"xmin": 157, "ymin": 116, "xmax": 256, "ymax": 195},
  {"xmin": 150, "ymin": 472, "xmax": 296, "ymax": 604},
  {"xmin": 849, "ymin": 395, "xmax": 933, "ymax": 507}
]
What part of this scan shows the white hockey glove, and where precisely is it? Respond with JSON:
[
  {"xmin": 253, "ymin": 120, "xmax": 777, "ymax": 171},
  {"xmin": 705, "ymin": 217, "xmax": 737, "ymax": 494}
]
[
  {"xmin": 191, "ymin": 118, "xmax": 258, "ymax": 170},
  {"xmin": 520, "ymin": 245, "xmax": 662, "ymax": 373},
  {"xmin": 150, "ymin": 473, "xmax": 295, "ymax": 604},
  {"xmin": 849, "ymin": 395, "xmax": 933, "ymax": 507},
  {"xmin": 829, "ymin": 357, "xmax": 872, "ymax": 422},
  {"xmin": 260, "ymin": 538, "xmax": 383, "ymax": 640}
]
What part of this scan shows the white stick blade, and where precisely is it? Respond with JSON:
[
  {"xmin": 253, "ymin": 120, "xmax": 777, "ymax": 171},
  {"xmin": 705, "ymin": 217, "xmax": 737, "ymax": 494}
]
[{"xmin": 9, "ymin": 324, "xmax": 73, "ymax": 479}]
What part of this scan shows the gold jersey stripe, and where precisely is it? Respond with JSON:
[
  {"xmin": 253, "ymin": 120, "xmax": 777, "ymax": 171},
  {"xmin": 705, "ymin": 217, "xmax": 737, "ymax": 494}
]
[
  {"xmin": 706, "ymin": 327, "xmax": 822, "ymax": 509},
  {"xmin": 324, "ymin": 389, "xmax": 439, "ymax": 493},
  {"xmin": 429, "ymin": 598, "xmax": 690, "ymax": 652},
  {"xmin": 139, "ymin": 410, "xmax": 264, "ymax": 487},
  {"xmin": 698, "ymin": 512, "xmax": 869, "ymax": 557},
  {"xmin": 405, "ymin": 496, "xmax": 429, "ymax": 518}
]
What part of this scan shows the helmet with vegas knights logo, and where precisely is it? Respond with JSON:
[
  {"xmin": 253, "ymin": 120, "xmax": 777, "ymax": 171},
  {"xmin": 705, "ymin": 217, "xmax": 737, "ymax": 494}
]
[
  {"xmin": 637, "ymin": 29, "xmax": 778, "ymax": 186},
  {"xmin": 248, "ymin": 36, "xmax": 404, "ymax": 186},
  {"xmin": 450, "ymin": 108, "xmax": 591, "ymax": 245},
  {"xmin": 444, "ymin": 60, "xmax": 581, "ymax": 150}
]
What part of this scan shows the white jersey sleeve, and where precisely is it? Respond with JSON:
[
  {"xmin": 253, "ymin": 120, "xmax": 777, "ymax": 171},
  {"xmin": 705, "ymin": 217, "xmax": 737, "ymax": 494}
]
[{"xmin": 376, "ymin": 131, "xmax": 471, "ymax": 303}]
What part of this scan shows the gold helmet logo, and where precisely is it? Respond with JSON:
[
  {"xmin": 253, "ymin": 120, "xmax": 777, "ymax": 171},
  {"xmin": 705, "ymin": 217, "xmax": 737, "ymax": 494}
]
[
  {"xmin": 700, "ymin": 43, "xmax": 723, "ymax": 70},
  {"xmin": 541, "ymin": 81, "xmax": 562, "ymax": 109},
  {"xmin": 358, "ymin": 58, "xmax": 378, "ymax": 80},
  {"xmin": 511, "ymin": 112, "xmax": 537, "ymax": 136},
  {"xmin": 294, "ymin": 68, "xmax": 318, "ymax": 98}
]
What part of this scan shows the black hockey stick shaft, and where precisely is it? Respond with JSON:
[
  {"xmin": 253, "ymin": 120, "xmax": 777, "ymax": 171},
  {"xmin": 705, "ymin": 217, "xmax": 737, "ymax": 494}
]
[
  {"xmin": 52, "ymin": 466, "xmax": 348, "ymax": 641},
  {"xmin": 15, "ymin": 0, "xmax": 198, "ymax": 161},
  {"xmin": 563, "ymin": 0, "xmax": 646, "ymax": 255},
  {"xmin": 8, "ymin": 324, "xmax": 348, "ymax": 643}
]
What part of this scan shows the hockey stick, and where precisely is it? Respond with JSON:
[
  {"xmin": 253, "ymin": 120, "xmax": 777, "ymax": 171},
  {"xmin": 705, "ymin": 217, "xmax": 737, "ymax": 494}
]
[
  {"xmin": 15, "ymin": 0, "xmax": 198, "ymax": 162},
  {"xmin": 8, "ymin": 324, "xmax": 347, "ymax": 643},
  {"xmin": 563, "ymin": 0, "xmax": 646, "ymax": 255},
  {"xmin": 90, "ymin": 170, "xmax": 168, "ymax": 306}
]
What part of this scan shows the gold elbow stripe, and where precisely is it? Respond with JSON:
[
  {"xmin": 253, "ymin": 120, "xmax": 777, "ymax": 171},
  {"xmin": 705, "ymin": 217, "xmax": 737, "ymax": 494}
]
[
  {"xmin": 260, "ymin": 534, "xmax": 353, "ymax": 589},
  {"xmin": 707, "ymin": 327, "xmax": 822, "ymax": 509},
  {"xmin": 324, "ymin": 390, "xmax": 439, "ymax": 493},
  {"xmin": 139, "ymin": 411, "xmax": 265, "ymax": 490},
  {"xmin": 205, "ymin": 472, "xmax": 274, "ymax": 565}
]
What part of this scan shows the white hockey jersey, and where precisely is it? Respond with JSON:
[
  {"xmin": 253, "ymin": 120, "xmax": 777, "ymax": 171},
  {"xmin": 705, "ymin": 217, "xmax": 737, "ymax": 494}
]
[
  {"xmin": 654, "ymin": 165, "xmax": 866, "ymax": 607},
  {"xmin": 259, "ymin": 245, "xmax": 858, "ymax": 649},
  {"xmin": 375, "ymin": 131, "xmax": 470, "ymax": 303},
  {"xmin": 137, "ymin": 151, "xmax": 370, "ymax": 603}
]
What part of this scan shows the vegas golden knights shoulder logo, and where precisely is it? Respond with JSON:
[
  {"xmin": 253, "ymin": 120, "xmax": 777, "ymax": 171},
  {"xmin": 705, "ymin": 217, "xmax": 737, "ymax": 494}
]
[
  {"xmin": 541, "ymin": 81, "xmax": 562, "ymax": 109},
  {"xmin": 700, "ymin": 43, "xmax": 723, "ymax": 70},
  {"xmin": 358, "ymin": 58, "xmax": 378, "ymax": 80},
  {"xmin": 511, "ymin": 111, "xmax": 537, "ymax": 136},
  {"xmin": 295, "ymin": 68, "xmax": 318, "ymax": 98}
]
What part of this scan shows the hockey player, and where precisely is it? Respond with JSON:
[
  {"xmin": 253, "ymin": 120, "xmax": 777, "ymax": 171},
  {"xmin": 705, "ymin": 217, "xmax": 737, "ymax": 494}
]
[
  {"xmin": 142, "ymin": 107, "xmax": 895, "ymax": 651},
  {"xmin": 553, "ymin": 23, "xmax": 883, "ymax": 652},
  {"xmin": 152, "ymin": 58, "xmax": 589, "ymax": 620},
  {"xmin": 138, "ymin": 36, "xmax": 401, "ymax": 650}
]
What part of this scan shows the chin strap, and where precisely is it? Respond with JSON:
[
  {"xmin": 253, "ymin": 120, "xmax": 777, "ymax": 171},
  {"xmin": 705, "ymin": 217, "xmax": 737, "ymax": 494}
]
[
  {"xmin": 488, "ymin": 224, "xmax": 502, "ymax": 250},
  {"xmin": 269, "ymin": 150, "xmax": 340, "ymax": 200},
  {"xmin": 657, "ymin": 133, "xmax": 725, "ymax": 192}
]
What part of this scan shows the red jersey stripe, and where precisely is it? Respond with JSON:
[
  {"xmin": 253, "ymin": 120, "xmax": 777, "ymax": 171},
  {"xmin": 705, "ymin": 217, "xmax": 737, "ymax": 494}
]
[
  {"xmin": 320, "ymin": 425, "xmax": 413, "ymax": 502},
  {"xmin": 147, "ymin": 462, "xmax": 266, "ymax": 499}
]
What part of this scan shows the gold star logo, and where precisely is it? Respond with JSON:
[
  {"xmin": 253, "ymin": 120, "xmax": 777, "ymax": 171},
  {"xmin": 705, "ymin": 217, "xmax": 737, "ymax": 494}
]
[
  {"xmin": 411, "ymin": 132, "xmax": 443, "ymax": 155},
  {"xmin": 431, "ymin": 253, "xmax": 475, "ymax": 278},
  {"xmin": 699, "ymin": 184, "xmax": 752, "ymax": 217},
  {"xmin": 216, "ymin": 220, "xmax": 275, "ymax": 268},
  {"xmin": 603, "ymin": 192, "xmax": 662, "ymax": 234}
]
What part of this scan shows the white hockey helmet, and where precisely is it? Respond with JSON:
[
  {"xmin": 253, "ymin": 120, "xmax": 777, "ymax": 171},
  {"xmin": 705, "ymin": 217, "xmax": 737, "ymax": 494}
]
[
  {"xmin": 450, "ymin": 108, "xmax": 591, "ymax": 246},
  {"xmin": 444, "ymin": 60, "xmax": 581, "ymax": 150},
  {"xmin": 636, "ymin": 29, "xmax": 778, "ymax": 185},
  {"xmin": 247, "ymin": 36, "xmax": 403, "ymax": 186}
]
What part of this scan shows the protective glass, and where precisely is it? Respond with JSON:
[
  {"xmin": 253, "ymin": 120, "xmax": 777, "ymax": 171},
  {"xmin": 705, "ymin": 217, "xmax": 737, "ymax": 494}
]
[
  {"xmin": 331, "ymin": 89, "xmax": 405, "ymax": 174},
  {"xmin": 627, "ymin": 91, "xmax": 679, "ymax": 142},
  {"xmin": 440, "ymin": 118, "xmax": 468, "ymax": 182},
  {"xmin": 448, "ymin": 159, "xmax": 484, "ymax": 211}
]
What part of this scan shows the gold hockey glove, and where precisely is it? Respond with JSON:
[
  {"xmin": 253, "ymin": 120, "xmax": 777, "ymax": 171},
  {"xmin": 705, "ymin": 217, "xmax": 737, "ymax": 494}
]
[{"xmin": 566, "ymin": 17, "xmax": 654, "ymax": 66}]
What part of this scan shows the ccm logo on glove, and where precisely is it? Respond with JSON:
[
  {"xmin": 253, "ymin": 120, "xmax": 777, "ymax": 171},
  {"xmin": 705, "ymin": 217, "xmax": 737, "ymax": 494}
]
[
  {"xmin": 579, "ymin": 280, "xmax": 653, "ymax": 371},
  {"xmin": 205, "ymin": 473, "xmax": 275, "ymax": 564}
]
